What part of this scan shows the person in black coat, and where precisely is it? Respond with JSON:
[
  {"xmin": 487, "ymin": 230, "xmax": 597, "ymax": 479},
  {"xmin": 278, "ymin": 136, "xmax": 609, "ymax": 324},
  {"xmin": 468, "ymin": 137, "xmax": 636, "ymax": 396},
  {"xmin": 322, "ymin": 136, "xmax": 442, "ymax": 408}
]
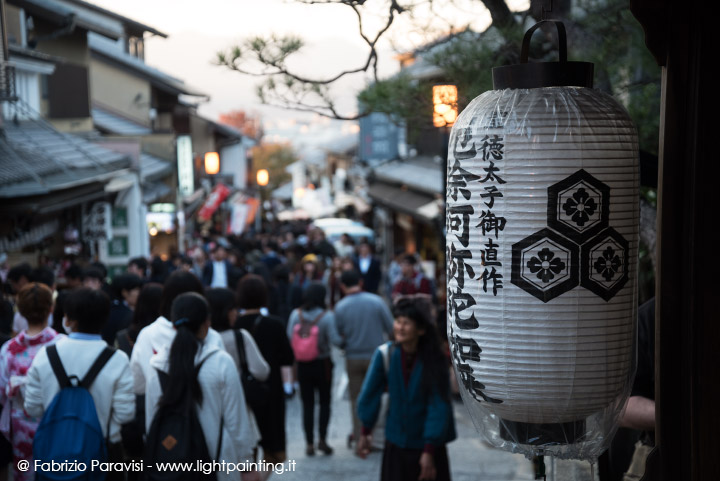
[
  {"xmin": 202, "ymin": 245, "xmax": 243, "ymax": 290},
  {"xmin": 103, "ymin": 273, "xmax": 143, "ymax": 345},
  {"xmin": 354, "ymin": 241, "xmax": 382, "ymax": 294},
  {"xmin": 236, "ymin": 274, "xmax": 295, "ymax": 465}
]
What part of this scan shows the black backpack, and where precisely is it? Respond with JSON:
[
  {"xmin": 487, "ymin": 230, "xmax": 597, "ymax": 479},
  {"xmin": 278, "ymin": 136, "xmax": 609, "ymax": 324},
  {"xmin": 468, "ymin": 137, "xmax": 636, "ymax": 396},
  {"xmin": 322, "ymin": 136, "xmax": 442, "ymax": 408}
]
[
  {"xmin": 144, "ymin": 351, "xmax": 222, "ymax": 481},
  {"xmin": 233, "ymin": 327, "xmax": 271, "ymax": 416}
]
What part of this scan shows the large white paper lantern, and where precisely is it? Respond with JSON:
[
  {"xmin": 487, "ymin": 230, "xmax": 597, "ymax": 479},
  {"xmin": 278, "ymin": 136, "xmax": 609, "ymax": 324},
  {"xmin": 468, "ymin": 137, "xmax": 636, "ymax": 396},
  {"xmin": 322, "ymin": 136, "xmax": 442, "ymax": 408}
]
[{"xmin": 446, "ymin": 21, "xmax": 638, "ymax": 461}]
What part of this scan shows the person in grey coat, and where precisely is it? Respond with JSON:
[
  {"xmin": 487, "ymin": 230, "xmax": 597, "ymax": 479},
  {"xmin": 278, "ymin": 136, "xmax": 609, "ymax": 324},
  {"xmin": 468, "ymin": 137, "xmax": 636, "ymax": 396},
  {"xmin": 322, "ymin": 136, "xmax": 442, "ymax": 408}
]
[{"xmin": 333, "ymin": 270, "xmax": 394, "ymax": 449}]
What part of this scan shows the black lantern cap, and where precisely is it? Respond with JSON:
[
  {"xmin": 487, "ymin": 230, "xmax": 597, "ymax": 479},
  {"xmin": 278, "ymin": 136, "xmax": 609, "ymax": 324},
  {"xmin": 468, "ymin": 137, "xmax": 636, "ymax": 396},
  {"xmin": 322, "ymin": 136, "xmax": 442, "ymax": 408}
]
[{"xmin": 493, "ymin": 20, "xmax": 594, "ymax": 90}]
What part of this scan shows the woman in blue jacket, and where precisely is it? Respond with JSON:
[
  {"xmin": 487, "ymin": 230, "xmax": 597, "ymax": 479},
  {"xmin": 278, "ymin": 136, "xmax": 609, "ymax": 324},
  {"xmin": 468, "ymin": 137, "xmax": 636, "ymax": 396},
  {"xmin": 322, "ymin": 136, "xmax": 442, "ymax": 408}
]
[{"xmin": 356, "ymin": 297, "xmax": 456, "ymax": 481}]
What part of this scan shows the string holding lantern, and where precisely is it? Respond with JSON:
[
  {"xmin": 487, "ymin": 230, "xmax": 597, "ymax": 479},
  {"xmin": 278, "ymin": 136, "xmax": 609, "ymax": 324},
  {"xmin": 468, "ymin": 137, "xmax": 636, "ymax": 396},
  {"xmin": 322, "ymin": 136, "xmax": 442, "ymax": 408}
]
[{"xmin": 446, "ymin": 20, "xmax": 639, "ymax": 461}]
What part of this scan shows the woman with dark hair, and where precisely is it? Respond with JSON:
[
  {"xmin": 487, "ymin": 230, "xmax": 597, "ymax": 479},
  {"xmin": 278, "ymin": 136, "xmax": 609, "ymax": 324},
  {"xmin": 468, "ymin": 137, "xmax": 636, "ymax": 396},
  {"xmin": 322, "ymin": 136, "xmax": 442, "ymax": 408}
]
[
  {"xmin": 130, "ymin": 271, "xmax": 225, "ymax": 397},
  {"xmin": 289, "ymin": 254, "xmax": 323, "ymax": 311},
  {"xmin": 267, "ymin": 264, "xmax": 292, "ymax": 328},
  {"xmin": 145, "ymin": 293, "xmax": 257, "ymax": 481},
  {"xmin": 357, "ymin": 296, "xmax": 456, "ymax": 481},
  {"xmin": 148, "ymin": 256, "xmax": 168, "ymax": 284},
  {"xmin": 286, "ymin": 282, "xmax": 341, "ymax": 456},
  {"xmin": 206, "ymin": 287, "xmax": 269, "ymax": 462},
  {"xmin": 0, "ymin": 283, "xmax": 63, "ymax": 481},
  {"xmin": 235, "ymin": 274, "xmax": 294, "ymax": 472},
  {"xmin": 115, "ymin": 283, "xmax": 163, "ymax": 356},
  {"xmin": 115, "ymin": 282, "xmax": 162, "ymax": 479},
  {"xmin": 206, "ymin": 287, "xmax": 270, "ymax": 387}
]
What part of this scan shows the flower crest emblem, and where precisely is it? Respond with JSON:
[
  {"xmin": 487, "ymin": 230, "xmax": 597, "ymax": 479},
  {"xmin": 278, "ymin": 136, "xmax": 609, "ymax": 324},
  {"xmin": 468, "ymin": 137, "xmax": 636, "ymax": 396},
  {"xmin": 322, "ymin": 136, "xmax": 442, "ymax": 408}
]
[
  {"xmin": 593, "ymin": 246, "xmax": 622, "ymax": 281},
  {"xmin": 527, "ymin": 248, "xmax": 566, "ymax": 283},
  {"xmin": 562, "ymin": 188, "xmax": 597, "ymax": 227}
]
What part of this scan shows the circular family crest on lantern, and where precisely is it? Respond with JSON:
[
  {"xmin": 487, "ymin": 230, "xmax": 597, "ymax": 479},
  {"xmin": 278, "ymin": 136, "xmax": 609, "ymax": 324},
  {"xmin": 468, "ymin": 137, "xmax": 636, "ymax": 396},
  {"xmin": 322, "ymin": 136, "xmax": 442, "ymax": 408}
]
[{"xmin": 446, "ymin": 19, "xmax": 639, "ymax": 462}]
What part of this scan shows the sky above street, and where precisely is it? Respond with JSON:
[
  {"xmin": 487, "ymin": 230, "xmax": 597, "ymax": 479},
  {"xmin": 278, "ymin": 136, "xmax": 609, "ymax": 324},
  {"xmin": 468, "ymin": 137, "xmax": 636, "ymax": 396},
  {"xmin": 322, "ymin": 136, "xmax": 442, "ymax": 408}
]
[{"xmin": 86, "ymin": 0, "xmax": 528, "ymax": 152}]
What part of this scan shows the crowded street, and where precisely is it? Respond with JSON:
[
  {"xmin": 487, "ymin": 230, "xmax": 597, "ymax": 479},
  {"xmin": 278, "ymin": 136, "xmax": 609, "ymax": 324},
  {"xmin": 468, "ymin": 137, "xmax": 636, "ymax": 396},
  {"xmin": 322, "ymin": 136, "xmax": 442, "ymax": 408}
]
[{"xmin": 3, "ymin": 0, "xmax": 709, "ymax": 479}]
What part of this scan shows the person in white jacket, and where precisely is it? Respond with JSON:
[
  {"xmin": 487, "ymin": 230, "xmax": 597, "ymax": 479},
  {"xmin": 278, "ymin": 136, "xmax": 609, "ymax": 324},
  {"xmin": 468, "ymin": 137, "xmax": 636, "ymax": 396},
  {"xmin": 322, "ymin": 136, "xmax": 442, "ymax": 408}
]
[
  {"xmin": 130, "ymin": 271, "xmax": 225, "ymax": 395},
  {"xmin": 146, "ymin": 292, "xmax": 259, "ymax": 481},
  {"xmin": 24, "ymin": 288, "xmax": 135, "ymax": 481}
]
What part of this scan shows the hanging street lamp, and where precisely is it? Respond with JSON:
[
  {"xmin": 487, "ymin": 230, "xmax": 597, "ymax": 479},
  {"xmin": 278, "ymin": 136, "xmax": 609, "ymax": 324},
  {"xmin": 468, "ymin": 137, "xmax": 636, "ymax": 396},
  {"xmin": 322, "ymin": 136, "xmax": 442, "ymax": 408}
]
[{"xmin": 204, "ymin": 152, "xmax": 220, "ymax": 175}]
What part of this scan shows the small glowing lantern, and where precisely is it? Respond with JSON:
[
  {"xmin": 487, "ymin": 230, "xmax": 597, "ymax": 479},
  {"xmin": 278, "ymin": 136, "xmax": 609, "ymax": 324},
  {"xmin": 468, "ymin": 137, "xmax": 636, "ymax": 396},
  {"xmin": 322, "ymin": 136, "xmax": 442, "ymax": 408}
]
[
  {"xmin": 204, "ymin": 152, "xmax": 220, "ymax": 175},
  {"xmin": 433, "ymin": 84, "xmax": 458, "ymax": 127},
  {"xmin": 256, "ymin": 169, "xmax": 269, "ymax": 187},
  {"xmin": 446, "ymin": 21, "xmax": 638, "ymax": 461}
]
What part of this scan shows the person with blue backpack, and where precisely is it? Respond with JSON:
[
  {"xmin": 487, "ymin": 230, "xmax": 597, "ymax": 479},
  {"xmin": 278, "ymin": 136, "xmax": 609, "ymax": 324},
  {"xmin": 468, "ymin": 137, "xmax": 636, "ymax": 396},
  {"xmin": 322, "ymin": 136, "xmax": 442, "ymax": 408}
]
[
  {"xmin": 24, "ymin": 288, "xmax": 135, "ymax": 481},
  {"xmin": 286, "ymin": 283, "xmax": 342, "ymax": 457},
  {"xmin": 144, "ymin": 292, "xmax": 258, "ymax": 481}
]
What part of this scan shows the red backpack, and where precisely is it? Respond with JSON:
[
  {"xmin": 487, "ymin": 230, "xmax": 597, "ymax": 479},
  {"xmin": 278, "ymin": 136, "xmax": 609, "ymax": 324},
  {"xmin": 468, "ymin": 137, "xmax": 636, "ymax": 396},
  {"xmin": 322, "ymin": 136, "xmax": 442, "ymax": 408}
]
[{"xmin": 291, "ymin": 309, "xmax": 325, "ymax": 362}]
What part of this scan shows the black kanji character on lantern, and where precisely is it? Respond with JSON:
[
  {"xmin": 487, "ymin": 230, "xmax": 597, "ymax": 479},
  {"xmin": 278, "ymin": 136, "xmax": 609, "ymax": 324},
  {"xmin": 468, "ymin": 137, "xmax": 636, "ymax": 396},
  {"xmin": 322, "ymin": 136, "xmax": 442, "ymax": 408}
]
[
  {"xmin": 454, "ymin": 362, "xmax": 503, "ymax": 404},
  {"xmin": 454, "ymin": 335, "xmax": 482, "ymax": 363},
  {"xmin": 448, "ymin": 243, "xmax": 475, "ymax": 289},
  {"xmin": 477, "ymin": 211, "xmax": 507, "ymax": 239},
  {"xmin": 448, "ymin": 287, "xmax": 479, "ymax": 330},
  {"xmin": 479, "ymin": 135, "xmax": 504, "ymax": 161},
  {"xmin": 479, "ymin": 162, "xmax": 506, "ymax": 184},
  {"xmin": 448, "ymin": 160, "xmax": 481, "ymax": 202},
  {"xmin": 481, "ymin": 238, "xmax": 501, "ymax": 267},
  {"xmin": 481, "ymin": 267, "xmax": 504, "ymax": 295},
  {"xmin": 487, "ymin": 110, "xmax": 508, "ymax": 129},
  {"xmin": 452, "ymin": 120, "xmax": 477, "ymax": 160},
  {"xmin": 448, "ymin": 204, "xmax": 474, "ymax": 247},
  {"xmin": 481, "ymin": 186, "xmax": 503, "ymax": 209}
]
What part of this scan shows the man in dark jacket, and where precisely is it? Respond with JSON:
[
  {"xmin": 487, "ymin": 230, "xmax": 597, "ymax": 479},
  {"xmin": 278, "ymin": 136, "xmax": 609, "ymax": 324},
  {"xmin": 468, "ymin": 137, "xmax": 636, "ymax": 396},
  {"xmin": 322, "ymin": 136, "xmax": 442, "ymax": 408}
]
[
  {"xmin": 354, "ymin": 241, "xmax": 382, "ymax": 294},
  {"xmin": 202, "ymin": 245, "xmax": 242, "ymax": 289}
]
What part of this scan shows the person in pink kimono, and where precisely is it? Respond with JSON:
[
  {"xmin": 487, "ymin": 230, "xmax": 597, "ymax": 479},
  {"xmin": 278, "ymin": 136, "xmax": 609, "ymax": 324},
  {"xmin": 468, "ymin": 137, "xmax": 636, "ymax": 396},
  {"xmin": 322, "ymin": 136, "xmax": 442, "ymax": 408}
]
[{"xmin": 0, "ymin": 283, "xmax": 63, "ymax": 481}]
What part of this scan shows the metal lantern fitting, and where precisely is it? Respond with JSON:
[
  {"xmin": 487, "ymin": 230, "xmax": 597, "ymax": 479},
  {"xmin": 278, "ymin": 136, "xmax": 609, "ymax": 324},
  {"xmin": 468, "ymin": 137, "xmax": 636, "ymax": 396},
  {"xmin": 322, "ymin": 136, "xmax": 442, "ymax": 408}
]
[
  {"xmin": 433, "ymin": 84, "xmax": 458, "ymax": 127},
  {"xmin": 446, "ymin": 20, "xmax": 638, "ymax": 461}
]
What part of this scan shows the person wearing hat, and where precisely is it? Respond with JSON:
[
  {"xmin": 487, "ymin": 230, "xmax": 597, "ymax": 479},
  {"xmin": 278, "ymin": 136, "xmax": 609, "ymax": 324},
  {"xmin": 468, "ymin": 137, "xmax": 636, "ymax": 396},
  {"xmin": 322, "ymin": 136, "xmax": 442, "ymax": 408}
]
[{"xmin": 290, "ymin": 254, "xmax": 323, "ymax": 311}]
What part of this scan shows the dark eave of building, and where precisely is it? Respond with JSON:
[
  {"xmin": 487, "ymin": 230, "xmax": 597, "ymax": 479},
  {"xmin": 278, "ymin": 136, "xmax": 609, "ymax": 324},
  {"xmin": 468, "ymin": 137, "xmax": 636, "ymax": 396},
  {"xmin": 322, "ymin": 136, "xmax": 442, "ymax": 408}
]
[{"xmin": 59, "ymin": 0, "xmax": 168, "ymax": 38}]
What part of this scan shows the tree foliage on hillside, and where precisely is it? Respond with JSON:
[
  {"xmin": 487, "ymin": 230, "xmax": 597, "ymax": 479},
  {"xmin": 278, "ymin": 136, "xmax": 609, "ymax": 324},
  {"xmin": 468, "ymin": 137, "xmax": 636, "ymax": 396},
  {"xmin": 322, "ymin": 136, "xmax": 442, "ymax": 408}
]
[
  {"xmin": 218, "ymin": 110, "xmax": 264, "ymax": 140},
  {"xmin": 250, "ymin": 143, "xmax": 297, "ymax": 191}
]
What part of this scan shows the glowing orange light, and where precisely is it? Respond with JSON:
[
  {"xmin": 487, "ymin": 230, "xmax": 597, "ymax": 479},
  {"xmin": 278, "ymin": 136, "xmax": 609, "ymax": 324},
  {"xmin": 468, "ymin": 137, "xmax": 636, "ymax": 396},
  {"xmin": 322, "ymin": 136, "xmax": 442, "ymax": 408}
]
[
  {"xmin": 204, "ymin": 152, "xmax": 220, "ymax": 175},
  {"xmin": 433, "ymin": 85, "xmax": 458, "ymax": 127},
  {"xmin": 256, "ymin": 169, "xmax": 269, "ymax": 187}
]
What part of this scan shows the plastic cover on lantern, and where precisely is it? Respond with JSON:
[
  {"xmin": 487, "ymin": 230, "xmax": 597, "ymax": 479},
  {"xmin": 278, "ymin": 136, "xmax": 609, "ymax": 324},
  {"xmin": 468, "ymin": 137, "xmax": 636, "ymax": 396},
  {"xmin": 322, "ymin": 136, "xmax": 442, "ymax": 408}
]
[{"xmin": 446, "ymin": 86, "xmax": 639, "ymax": 462}]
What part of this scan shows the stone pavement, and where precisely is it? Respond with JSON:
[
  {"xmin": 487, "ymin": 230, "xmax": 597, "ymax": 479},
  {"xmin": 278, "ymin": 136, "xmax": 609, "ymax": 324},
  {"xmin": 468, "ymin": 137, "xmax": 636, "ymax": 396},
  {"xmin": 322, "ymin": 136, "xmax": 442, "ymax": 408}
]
[{"xmin": 273, "ymin": 347, "xmax": 601, "ymax": 481}]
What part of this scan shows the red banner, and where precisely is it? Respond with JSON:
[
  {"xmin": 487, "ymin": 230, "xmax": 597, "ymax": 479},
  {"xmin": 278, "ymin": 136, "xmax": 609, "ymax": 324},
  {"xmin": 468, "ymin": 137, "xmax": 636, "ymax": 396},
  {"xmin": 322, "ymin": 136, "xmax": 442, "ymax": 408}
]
[{"xmin": 197, "ymin": 184, "xmax": 230, "ymax": 222}]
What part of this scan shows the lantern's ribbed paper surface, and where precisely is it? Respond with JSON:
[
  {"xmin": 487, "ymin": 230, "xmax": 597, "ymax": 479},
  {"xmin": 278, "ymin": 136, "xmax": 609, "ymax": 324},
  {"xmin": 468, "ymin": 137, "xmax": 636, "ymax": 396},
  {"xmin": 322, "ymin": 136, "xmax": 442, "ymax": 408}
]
[{"xmin": 446, "ymin": 87, "xmax": 638, "ymax": 461}]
